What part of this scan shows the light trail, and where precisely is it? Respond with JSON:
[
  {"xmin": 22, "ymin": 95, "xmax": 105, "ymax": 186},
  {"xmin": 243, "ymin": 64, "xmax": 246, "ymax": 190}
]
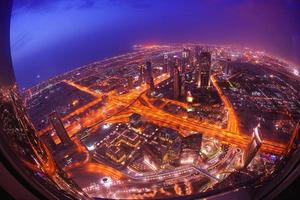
[
  {"xmin": 38, "ymin": 70, "xmax": 286, "ymax": 158},
  {"xmin": 63, "ymin": 80, "xmax": 102, "ymax": 98},
  {"xmin": 63, "ymin": 138, "xmax": 90, "ymax": 171},
  {"xmin": 68, "ymin": 163, "xmax": 125, "ymax": 180},
  {"xmin": 210, "ymin": 74, "xmax": 239, "ymax": 134}
]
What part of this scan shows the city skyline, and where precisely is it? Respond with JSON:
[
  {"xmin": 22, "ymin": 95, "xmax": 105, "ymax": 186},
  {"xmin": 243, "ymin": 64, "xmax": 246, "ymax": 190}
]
[
  {"xmin": 1, "ymin": 1, "xmax": 300, "ymax": 199},
  {"xmin": 10, "ymin": 0, "xmax": 300, "ymax": 88},
  {"xmin": 21, "ymin": 44, "xmax": 299, "ymax": 199}
]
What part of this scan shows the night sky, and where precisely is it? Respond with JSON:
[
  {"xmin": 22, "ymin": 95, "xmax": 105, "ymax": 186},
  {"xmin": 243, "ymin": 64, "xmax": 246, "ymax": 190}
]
[{"xmin": 11, "ymin": 0, "xmax": 300, "ymax": 88}]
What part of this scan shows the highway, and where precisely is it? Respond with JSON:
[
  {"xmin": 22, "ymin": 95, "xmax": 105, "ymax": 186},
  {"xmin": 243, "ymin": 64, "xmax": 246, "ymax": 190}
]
[{"xmin": 38, "ymin": 70, "xmax": 287, "ymax": 157}]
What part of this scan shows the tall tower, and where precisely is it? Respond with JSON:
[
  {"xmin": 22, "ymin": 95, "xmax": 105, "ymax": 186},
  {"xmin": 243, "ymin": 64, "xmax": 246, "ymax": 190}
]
[
  {"xmin": 195, "ymin": 46, "xmax": 201, "ymax": 59},
  {"xmin": 243, "ymin": 124, "xmax": 262, "ymax": 168},
  {"xmin": 173, "ymin": 66, "xmax": 181, "ymax": 100},
  {"xmin": 127, "ymin": 76, "xmax": 134, "ymax": 90},
  {"xmin": 49, "ymin": 112, "xmax": 71, "ymax": 145},
  {"xmin": 145, "ymin": 61, "xmax": 155, "ymax": 92},
  {"xmin": 197, "ymin": 52, "xmax": 211, "ymax": 88},
  {"xmin": 139, "ymin": 64, "xmax": 145, "ymax": 83},
  {"xmin": 180, "ymin": 77, "xmax": 185, "ymax": 97},
  {"xmin": 168, "ymin": 60, "xmax": 175, "ymax": 77},
  {"xmin": 163, "ymin": 54, "xmax": 169, "ymax": 73},
  {"xmin": 224, "ymin": 58, "xmax": 231, "ymax": 76},
  {"xmin": 182, "ymin": 48, "xmax": 190, "ymax": 74}
]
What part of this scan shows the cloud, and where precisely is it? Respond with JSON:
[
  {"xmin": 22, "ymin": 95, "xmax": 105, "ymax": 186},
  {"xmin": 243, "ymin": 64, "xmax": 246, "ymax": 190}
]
[
  {"xmin": 13, "ymin": 0, "xmax": 55, "ymax": 10},
  {"xmin": 107, "ymin": 0, "xmax": 152, "ymax": 9},
  {"xmin": 13, "ymin": 0, "xmax": 97, "ymax": 12}
]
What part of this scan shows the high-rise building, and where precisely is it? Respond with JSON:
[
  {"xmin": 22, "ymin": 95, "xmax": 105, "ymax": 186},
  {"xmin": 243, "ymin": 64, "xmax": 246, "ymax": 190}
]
[
  {"xmin": 139, "ymin": 64, "xmax": 145, "ymax": 83},
  {"xmin": 180, "ymin": 77, "xmax": 186, "ymax": 97},
  {"xmin": 168, "ymin": 59, "xmax": 175, "ymax": 77},
  {"xmin": 145, "ymin": 61, "xmax": 155, "ymax": 92},
  {"xmin": 41, "ymin": 133, "xmax": 58, "ymax": 152},
  {"xmin": 224, "ymin": 58, "xmax": 231, "ymax": 75},
  {"xmin": 195, "ymin": 46, "xmax": 201, "ymax": 59},
  {"xmin": 129, "ymin": 113, "xmax": 143, "ymax": 128},
  {"xmin": 163, "ymin": 54, "xmax": 169, "ymax": 73},
  {"xmin": 126, "ymin": 76, "xmax": 134, "ymax": 90},
  {"xmin": 182, "ymin": 48, "xmax": 190, "ymax": 59},
  {"xmin": 197, "ymin": 52, "xmax": 211, "ymax": 88},
  {"xmin": 163, "ymin": 137, "xmax": 182, "ymax": 164},
  {"xmin": 243, "ymin": 124, "xmax": 262, "ymax": 168},
  {"xmin": 143, "ymin": 144, "xmax": 162, "ymax": 171},
  {"xmin": 173, "ymin": 66, "xmax": 181, "ymax": 100},
  {"xmin": 174, "ymin": 56, "xmax": 181, "ymax": 72},
  {"xmin": 186, "ymin": 91, "xmax": 194, "ymax": 112},
  {"xmin": 49, "ymin": 112, "xmax": 71, "ymax": 145},
  {"xmin": 180, "ymin": 133, "xmax": 202, "ymax": 165},
  {"xmin": 182, "ymin": 133, "xmax": 202, "ymax": 151},
  {"xmin": 182, "ymin": 48, "xmax": 191, "ymax": 74}
]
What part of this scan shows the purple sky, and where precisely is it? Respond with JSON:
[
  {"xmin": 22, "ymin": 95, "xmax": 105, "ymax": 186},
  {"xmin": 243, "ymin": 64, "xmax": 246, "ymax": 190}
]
[{"xmin": 10, "ymin": 0, "xmax": 300, "ymax": 88}]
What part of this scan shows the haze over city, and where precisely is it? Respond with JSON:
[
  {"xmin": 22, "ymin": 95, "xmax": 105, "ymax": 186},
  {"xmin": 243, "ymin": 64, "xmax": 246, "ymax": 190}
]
[{"xmin": 11, "ymin": 0, "xmax": 300, "ymax": 88}]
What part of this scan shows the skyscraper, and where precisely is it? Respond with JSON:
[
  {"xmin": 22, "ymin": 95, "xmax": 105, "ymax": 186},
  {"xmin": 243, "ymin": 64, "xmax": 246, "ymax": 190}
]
[
  {"xmin": 173, "ymin": 66, "xmax": 181, "ymax": 100},
  {"xmin": 139, "ymin": 64, "xmax": 145, "ymax": 83},
  {"xmin": 145, "ymin": 61, "xmax": 155, "ymax": 92},
  {"xmin": 180, "ymin": 77, "xmax": 186, "ymax": 97},
  {"xmin": 224, "ymin": 58, "xmax": 231, "ymax": 76},
  {"xmin": 197, "ymin": 52, "xmax": 211, "ymax": 88},
  {"xmin": 49, "ymin": 112, "xmax": 71, "ymax": 145},
  {"xmin": 243, "ymin": 124, "xmax": 262, "ymax": 168},
  {"xmin": 168, "ymin": 59, "xmax": 175, "ymax": 77},
  {"xmin": 163, "ymin": 54, "xmax": 169, "ymax": 73},
  {"xmin": 126, "ymin": 76, "xmax": 134, "ymax": 90},
  {"xmin": 182, "ymin": 48, "xmax": 191, "ymax": 74},
  {"xmin": 186, "ymin": 91, "xmax": 194, "ymax": 112},
  {"xmin": 195, "ymin": 46, "xmax": 201, "ymax": 59},
  {"xmin": 41, "ymin": 133, "xmax": 58, "ymax": 152},
  {"xmin": 182, "ymin": 48, "xmax": 190, "ymax": 60}
]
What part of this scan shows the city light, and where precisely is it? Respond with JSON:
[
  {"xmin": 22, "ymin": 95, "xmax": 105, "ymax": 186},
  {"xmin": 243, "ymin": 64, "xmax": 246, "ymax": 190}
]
[
  {"xmin": 21, "ymin": 44, "xmax": 297, "ymax": 199},
  {"xmin": 253, "ymin": 123, "xmax": 262, "ymax": 143},
  {"xmin": 180, "ymin": 157, "xmax": 194, "ymax": 165},
  {"xmin": 103, "ymin": 123, "xmax": 111, "ymax": 129},
  {"xmin": 293, "ymin": 68, "xmax": 299, "ymax": 76},
  {"xmin": 100, "ymin": 177, "xmax": 113, "ymax": 188},
  {"xmin": 143, "ymin": 157, "xmax": 157, "ymax": 171},
  {"xmin": 87, "ymin": 144, "xmax": 96, "ymax": 151}
]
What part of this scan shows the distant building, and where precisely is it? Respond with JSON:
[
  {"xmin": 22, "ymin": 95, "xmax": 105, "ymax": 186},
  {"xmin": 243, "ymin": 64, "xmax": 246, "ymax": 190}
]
[
  {"xmin": 243, "ymin": 124, "xmax": 262, "ymax": 168},
  {"xmin": 49, "ymin": 112, "xmax": 71, "ymax": 145},
  {"xmin": 180, "ymin": 133, "xmax": 202, "ymax": 164},
  {"xmin": 159, "ymin": 128, "xmax": 179, "ymax": 144},
  {"xmin": 145, "ymin": 61, "xmax": 155, "ymax": 91},
  {"xmin": 182, "ymin": 48, "xmax": 191, "ymax": 73},
  {"xmin": 174, "ymin": 56, "xmax": 182, "ymax": 73},
  {"xmin": 143, "ymin": 144, "xmax": 162, "ymax": 171},
  {"xmin": 41, "ymin": 132, "xmax": 58, "ymax": 152},
  {"xmin": 139, "ymin": 64, "xmax": 145, "ymax": 83},
  {"xmin": 182, "ymin": 48, "xmax": 191, "ymax": 60},
  {"xmin": 163, "ymin": 137, "xmax": 182, "ymax": 164},
  {"xmin": 129, "ymin": 113, "xmax": 143, "ymax": 128},
  {"xmin": 168, "ymin": 60, "xmax": 176, "ymax": 77},
  {"xmin": 173, "ymin": 66, "xmax": 181, "ymax": 100},
  {"xmin": 182, "ymin": 133, "xmax": 202, "ymax": 151},
  {"xmin": 163, "ymin": 54, "xmax": 169, "ymax": 73},
  {"xmin": 224, "ymin": 58, "xmax": 231, "ymax": 75},
  {"xmin": 194, "ymin": 46, "xmax": 201, "ymax": 59},
  {"xmin": 186, "ymin": 91, "xmax": 194, "ymax": 112},
  {"xmin": 180, "ymin": 77, "xmax": 186, "ymax": 97},
  {"xmin": 196, "ymin": 52, "xmax": 211, "ymax": 88},
  {"xmin": 126, "ymin": 76, "xmax": 134, "ymax": 90}
]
